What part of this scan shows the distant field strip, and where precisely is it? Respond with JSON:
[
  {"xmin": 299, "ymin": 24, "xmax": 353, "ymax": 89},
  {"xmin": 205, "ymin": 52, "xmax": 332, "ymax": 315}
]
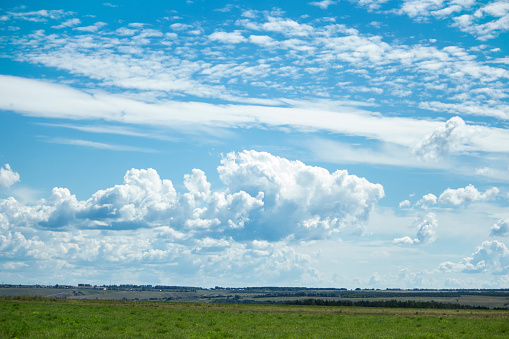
[{"xmin": 1, "ymin": 297, "xmax": 508, "ymax": 338}]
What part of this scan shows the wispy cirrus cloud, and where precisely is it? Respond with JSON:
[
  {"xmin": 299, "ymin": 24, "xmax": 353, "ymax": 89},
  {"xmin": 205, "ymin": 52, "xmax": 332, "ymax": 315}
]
[
  {"xmin": 45, "ymin": 138, "xmax": 158, "ymax": 153},
  {"xmin": 2, "ymin": 75, "xmax": 509, "ymax": 161},
  {"xmin": 37, "ymin": 123, "xmax": 181, "ymax": 142}
]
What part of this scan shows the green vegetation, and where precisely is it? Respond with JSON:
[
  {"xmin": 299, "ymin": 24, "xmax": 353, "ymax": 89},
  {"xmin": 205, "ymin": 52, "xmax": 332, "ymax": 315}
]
[
  {"xmin": 285, "ymin": 298, "xmax": 492, "ymax": 309},
  {"xmin": 1, "ymin": 297, "xmax": 508, "ymax": 338}
]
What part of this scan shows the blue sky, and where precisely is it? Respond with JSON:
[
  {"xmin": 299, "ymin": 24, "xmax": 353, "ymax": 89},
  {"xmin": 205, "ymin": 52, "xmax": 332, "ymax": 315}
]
[{"xmin": 0, "ymin": 0, "xmax": 508, "ymax": 288}]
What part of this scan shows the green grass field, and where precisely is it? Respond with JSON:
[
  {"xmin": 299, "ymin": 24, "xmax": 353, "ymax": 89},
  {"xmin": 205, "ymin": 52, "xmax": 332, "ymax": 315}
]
[{"xmin": 1, "ymin": 297, "xmax": 508, "ymax": 338}]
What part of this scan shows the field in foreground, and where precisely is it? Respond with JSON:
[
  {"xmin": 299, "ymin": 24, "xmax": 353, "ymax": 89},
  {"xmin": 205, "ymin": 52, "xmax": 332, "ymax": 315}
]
[{"xmin": 1, "ymin": 297, "xmax": 509, "ymax": 338}]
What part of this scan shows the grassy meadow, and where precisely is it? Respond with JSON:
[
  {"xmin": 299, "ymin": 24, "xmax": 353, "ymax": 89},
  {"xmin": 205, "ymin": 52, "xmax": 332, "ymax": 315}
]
[{"xmin": 1, "ymin": 297, "xmax": 509, "ymax": 338}]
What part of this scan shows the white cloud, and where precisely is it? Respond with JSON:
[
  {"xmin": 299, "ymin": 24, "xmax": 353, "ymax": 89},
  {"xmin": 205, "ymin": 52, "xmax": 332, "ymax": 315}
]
[
  {"xmin": 3, "ymin": 75, "xmax": 509, "ymax": 163},
  {"xmin": 217, "ymin": 150, "xmax": 384, "ymax": 239},
  {"xmin": 170, "ymin": 23, "xmax": 193, "ymax": 31},
  {"xmin": 0, "ymin": 152, "xmax": 386, "ymax": 285},
  {"xmin": 38, "ymin": 123, "xmax": 180, "ymax": 141},
  {"xmin": 416, "ymin": 193, "xmax": 437, "ymax": 209},
  {"xmin": 242, "ymin": 16, "xmax": 315, "ymax": 37},
  {"xmin": 399, "ymin": 199, "xmax": 411, "ymax": 208},
  {"xmin": 477, "ymin": 1, "xmax": 509, "ymax": 17},
  {"xmin": 490, "ymin": 218, "xmax": 509, "ymax": 236},
  {"xmin": 7, "ymin": 9, "xmax": 72, "ymax": 22},
  {"xmin": 394, "ymin": 0, "xmax": 509, "ymax": 40},
  {"xmin": 74, "ymin": 22, "xmax": 107, "ymax": 32},
  {"xmin": 393, "ymin": 235, "xmax": 415, "ymax": 245},
  {"xmin": 8, "ymin": 10, "xmax": 509, "ymax": 117},
  {"xmin": 0, "ymin": 75, "xmax": 429, "ymax": 145},
  {"xmin": 45, "ymin": 138, "xmax": 158, "ymax": 153},
  {"xmin": 438, "ymin": 184, "xmax": 499, "ymax": 205},
  {"xmin": 249, "ymin": 34, "xmax": 276, "ymax": 46},
  {"xmin": 397, "ymin": 0, "xmax": 509, "ymax": 39},
  {"xmin": 412, "ymin": 116, "xmax": 478, "ymax": 161},
  {"xmin": 420, "ymin": 101, "xmax": 509, "ymax": 120},
  {"xmin": 353, "ymin": 0, "xmax": 390, "ymax": 10},
  {"xmin": 0, "ymin": 164, "xmax": 20, "ymax": 188},
  {"xmin": 0, "ymin": 220, "xmax": 320, "ymax": 285},
  {"xmin": 52, "ymin": 18, "xmax": 81, "ymax": 29},
  {"xmin": 0, "ymin": 151, "xmax": 383, "ymax": 241},
  {"xmin": 398, "ymin": 0, "xmax": 448, "ymax": 19},
  {"xmin": 415, "ymin": 213, "xmax": 438, "ymax": 244},
  {"xmin": 439, "ymin": 240, "xmax": 509, "ymax": 274},
  {"xmin": 2, "ymin": 261, "xmax": 28, "ymax": 270},
  {"xmin": 309, "ymin": 0, "xmax": 337, "ymax": 10},
  {"xmin": 306, "ymin": 138, "xmax": 458, "ymax": 171},
  {"xmin": 453, "ymin": 1, "xmax": 509, "ymax": 40},
  {"xmin": 208, "ymin": 31, "xmax": 247, "ymax": 44},
  {"xmin": 116, "ymin": 27, "xmax": 136, "ymax": 36},
  {"xmin": 393, "ymin": 213, "xmax": 438, "ymax": 245}
]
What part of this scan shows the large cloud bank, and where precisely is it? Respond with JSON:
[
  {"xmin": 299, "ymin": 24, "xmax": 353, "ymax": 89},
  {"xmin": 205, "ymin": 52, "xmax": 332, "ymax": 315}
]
[
  {"xmin": 0, "ymin": 150, "xmax": 384, "ymax": 240},
  {"xmin": 0, "ymin": 151, "xmax": 384, "ymax": 284}
]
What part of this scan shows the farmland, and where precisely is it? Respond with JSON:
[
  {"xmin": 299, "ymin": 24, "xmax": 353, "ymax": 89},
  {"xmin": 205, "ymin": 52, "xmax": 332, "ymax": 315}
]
[
  {"xmin": 1, "ymin": 296, "xmax": 509, "ymax": 338},
  {"xmin": 1, "ymin": 285, "xmax": 508, "ymax": 309}
]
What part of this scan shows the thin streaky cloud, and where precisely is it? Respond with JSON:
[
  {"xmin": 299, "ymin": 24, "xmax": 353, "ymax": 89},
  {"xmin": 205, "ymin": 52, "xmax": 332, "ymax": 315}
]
[
  {"xmin": 37, "ymin": 123, "xmax": 181, "ymax": 142},
  {"xmin": 45, "ymin": 138, "xmax": 158, "ymax": 153}
]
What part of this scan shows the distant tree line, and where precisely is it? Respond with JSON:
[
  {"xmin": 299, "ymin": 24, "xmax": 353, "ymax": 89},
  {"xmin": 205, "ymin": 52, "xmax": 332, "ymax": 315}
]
[
  {"xmin": 284, "ymin": 299, "xmax": 496, "ymax": 310},
  {"xmin": 337, "ymin": 291, "xmax": 509, "ymax": 298},
  {"xmin": 254, "ymin": 290, "xmax": 509, "ymax": 299}
]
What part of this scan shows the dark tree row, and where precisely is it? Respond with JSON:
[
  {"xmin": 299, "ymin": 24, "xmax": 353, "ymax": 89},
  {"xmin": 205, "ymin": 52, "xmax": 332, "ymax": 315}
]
[{"xmin": 285, "ymin": 299, "xmax": 494, "ymax": 310}]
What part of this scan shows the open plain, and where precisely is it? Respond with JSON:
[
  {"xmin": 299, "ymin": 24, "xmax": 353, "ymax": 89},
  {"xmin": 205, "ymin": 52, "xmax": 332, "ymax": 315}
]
[{"xmin": 1, "ymin": 297, "xmax": 509, "ymax": 338}]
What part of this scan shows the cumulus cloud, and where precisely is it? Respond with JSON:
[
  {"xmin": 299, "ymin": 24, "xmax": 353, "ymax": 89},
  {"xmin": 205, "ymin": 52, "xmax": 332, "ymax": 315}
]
[
  {"xmin": 439, "ymin": 240, "xmax": 509, "ymax": 274},
  {"xmin": 393, "ymin": 213, "xmax": 438, "ymax": 245},
  {"xmin": 416, "ymin": 193, "xmax": 437, "ymax": 209},
  {"xmin": 399, "ymin": 199, "xmax": 410, "ymax": 208},
  {"xmin": 438, "ymin": 184, "xmax": 499, "ymax": 205},
  {"xmin": 217, "ymin": 151, "xmax": 384, "ymax": 239},
  {"xmin": 412, "ymin": 116, "xmax": 477, "ymax": 161},
  {"xmin": 452, "ymin": 1, "xmax": 509, "ymax": 40},
  {"xmin": 490, "ymin": 218, "xmax": 509, "ymax": 236},
  {"xmin": 208, "ymin": 31, "xmax": 247, "ymax": 44},
  {"xmin": 309, "ymin": 0, "xmax": 337, "ymax": 9},
  {"xmin": 249, "ymin": 34, "xmax": 276, "ymax": 46},
  {"xmin": 392, "ymin": 235, "xmax": 415, "ymax": 245},
  {"xmin": 74, "ymin": 22, "xmax": 107, "ymax": 32},
  {"xmin": 6, "ymin": 9, "xmax": 73, "ymax": 22},
  {"xmin": 0, "ymin": 224, "xmax": 319, "ymax": 285},
  {"xmin": 0, "ymin": 151, "xmax": 383, "ymax": 241},
  {"xmin": 3, "ymin": 153, "xmax": 387, "ymax": 284},
  {"xmin": 51, "ymin": 18, "xmax": 81, "ymax": 29},
  {"xmin": 0, "ymin": 164, "xmax": 20, "ymax": 188},
  {"xmin": 353, "ymin": 0, "xmax": 390, "ymax": 10}
]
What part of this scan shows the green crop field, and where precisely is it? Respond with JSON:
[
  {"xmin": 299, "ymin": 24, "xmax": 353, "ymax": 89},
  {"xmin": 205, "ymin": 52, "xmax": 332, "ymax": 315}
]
[{"xmin": 1, "ymin": 297, "xmax": 508, "ymax": 338}]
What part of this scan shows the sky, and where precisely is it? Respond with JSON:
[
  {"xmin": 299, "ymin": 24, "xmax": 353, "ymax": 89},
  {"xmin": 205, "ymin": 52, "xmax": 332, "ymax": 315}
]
[{"xmin": 0, "ymin": 0, "xmax": 508, "ymax": 289}]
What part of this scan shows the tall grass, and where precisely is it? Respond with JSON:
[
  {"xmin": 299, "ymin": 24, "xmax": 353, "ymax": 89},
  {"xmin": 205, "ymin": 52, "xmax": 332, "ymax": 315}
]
[{"xmin": 1, "ymin": 297, "xmax": 508, "ymax": 338}]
